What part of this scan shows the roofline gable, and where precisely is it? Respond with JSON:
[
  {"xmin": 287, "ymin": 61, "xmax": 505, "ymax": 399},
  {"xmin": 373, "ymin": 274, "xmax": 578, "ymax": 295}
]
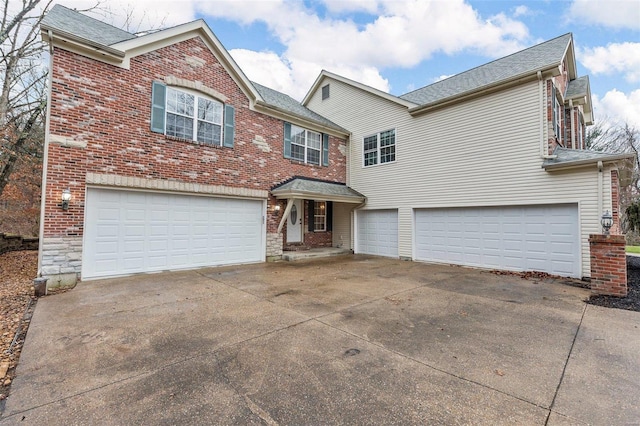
[{"xmin": 301, "ymin": 70, "xmax": 417, "ymax": 108}]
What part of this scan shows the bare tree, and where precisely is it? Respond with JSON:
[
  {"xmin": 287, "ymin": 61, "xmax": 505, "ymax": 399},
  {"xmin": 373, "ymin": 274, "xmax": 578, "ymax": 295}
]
[
  {"xmin": 0, "ymin": 0, "xmax": 51, "ymax": 196},
  {"xmin": 588, "ymin": 121, "xmax": 640, "ymax": 232}
]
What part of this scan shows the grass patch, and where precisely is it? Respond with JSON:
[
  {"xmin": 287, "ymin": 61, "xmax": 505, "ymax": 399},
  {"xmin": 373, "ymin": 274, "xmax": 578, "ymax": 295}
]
[{"xmin": 626, "ymin": 246, "xmax": 640, "ymax": 254}]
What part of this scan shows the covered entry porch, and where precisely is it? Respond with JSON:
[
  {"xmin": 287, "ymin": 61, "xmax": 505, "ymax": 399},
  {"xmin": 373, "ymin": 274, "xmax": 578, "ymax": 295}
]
[{"xmin": 271, "ymin": 177, "xmax": 365, "ymax": 255}]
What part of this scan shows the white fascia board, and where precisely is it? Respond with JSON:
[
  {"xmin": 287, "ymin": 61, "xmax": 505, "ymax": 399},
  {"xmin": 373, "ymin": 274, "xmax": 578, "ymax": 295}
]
[
  {"xmin": 253, "ymin": 101, "xmax": 349, "ymax": 138},
  {"xmin": 112, "ymin": 20, "xmax": 263, "ymax": 103},
  {"xmin": 301, "ymin": 70, "xmax": 417, "ymax": 109}
]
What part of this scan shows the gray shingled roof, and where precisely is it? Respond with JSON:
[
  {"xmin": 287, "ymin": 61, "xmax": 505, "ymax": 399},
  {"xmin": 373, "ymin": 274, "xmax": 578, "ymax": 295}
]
[
  {"xmin": 252, "ymin": 82, "xmax": 346, "ymax": 132},
  {"xmin": 272, "ymin": 178, "xmax": 365, "ymax": 202},
  {"xmin": 566, "ymin": 75, "xmax": 590, "ymax": 99},
  {"xmin": 401, "ymin": 33, "xmax": 572, "ymax": 106},
  {"xmin": 42, "ymin": 4, "xmax": 136, "ymax": 47},
  {"xmin": 542, "ymin": 146, "xmax": 634, "ymax": 170}
]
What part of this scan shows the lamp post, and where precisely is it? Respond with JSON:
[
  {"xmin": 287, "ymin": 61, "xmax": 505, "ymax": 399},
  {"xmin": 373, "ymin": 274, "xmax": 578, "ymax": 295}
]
[{"xmin": 601, "ymin": 210, "xmax": 613, "ymax": 235}]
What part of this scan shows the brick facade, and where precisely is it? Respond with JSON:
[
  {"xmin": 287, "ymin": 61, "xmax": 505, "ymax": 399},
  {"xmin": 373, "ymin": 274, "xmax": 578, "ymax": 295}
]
[
  {"xmin": 43, "ymin": 36, "xmax": 347, "ymax": 279},
  {"xmin": 589, "ymin": 234, "xmax": 627, "ymax": 297}
]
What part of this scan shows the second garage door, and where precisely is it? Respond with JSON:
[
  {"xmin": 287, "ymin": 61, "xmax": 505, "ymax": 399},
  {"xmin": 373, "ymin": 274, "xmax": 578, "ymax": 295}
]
[
  {"xmin": 356, "ymin": 209, "xmax": 398, "ymax": 257},
  {"xmin": 83, "ymin": 188, "xmax": 264, "ymax": 279},
  {"xmin": 414, "ymin": 204, "xmax": 580, "ymax": 277}
]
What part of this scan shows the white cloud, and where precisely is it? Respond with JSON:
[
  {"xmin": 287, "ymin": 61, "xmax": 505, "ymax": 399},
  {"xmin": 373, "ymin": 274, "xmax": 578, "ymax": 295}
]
[
  {"xmin": 579, "ymin": 42, "xmax": 640, "ymax": 83},
  {"xmin": 321, "ymin": 0, "xmax": 380, "ymax": 14},
  {"xmin": 567, "ymin": 0, "xmax": 640, "ymax": 30},
  {"xmin": 197, "ymin": 0, "xmax": 530, "ymax": 98},
  {"xmin": 47, "ymin": 0, "xmax": 531, "ymax": 100},
  {"xmin": 593, "ymin": 89, "xmax": 640, "ymax": 128},
  {"xmin": 513, "ymin": 5, "xmax": 530, "ymax": 17}
]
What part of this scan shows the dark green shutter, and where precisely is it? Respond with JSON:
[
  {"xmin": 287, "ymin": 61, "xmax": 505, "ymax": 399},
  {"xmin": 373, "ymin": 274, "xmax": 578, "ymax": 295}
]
[
  {"xmin": 150, "ymin": 81, "xmax": 166, "ymax": 133},
  {"xmin": 223, "ymin": 105, "xmax": 235, "ymax": 147},
  {"xmin": 326, "ymin": 201, "xmax": 333, "ymax": 231},
  {"xmin": 308, "ymin": 200, "xmax": 314, "ymax": 232},
  {"xmin": 322, "ymin": 134, "xmax": 329, "ymax": 166},
  {"xmin": 284, "ymin": 122, "xmax": 292, "ymax": 159}
]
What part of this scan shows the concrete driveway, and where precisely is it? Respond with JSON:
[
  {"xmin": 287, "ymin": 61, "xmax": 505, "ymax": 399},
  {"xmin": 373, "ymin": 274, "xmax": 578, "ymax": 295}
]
[{"xmin": 1, "ymin": 255, "xmax": 639, "ymax": 425}]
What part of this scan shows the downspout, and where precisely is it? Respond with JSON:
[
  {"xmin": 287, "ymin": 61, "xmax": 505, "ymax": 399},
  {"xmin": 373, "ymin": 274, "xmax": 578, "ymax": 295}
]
[
  {"xmin": 37, "ymin": 36, "xmax": 54, "ymax": 276},
  {"xmin": 538, "ymin": 71, "xmax": 545, "ymax": 158},
  {"xmin": 598, "ymin": 161, "xmax": 603, "ymax": 225}
]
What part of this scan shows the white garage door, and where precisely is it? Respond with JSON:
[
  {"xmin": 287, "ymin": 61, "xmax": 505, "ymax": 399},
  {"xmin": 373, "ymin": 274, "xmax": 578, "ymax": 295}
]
[
  {"xmin": 356, "ymin": 209, "xmax": 398, "ymax": 257},
  {"xmin": 83, "ymin": 188, "xmax": 264, "ymax": 279},
  {"xmin": 414, "ymin": 204, "xmax": 580, "ymax": 277}
]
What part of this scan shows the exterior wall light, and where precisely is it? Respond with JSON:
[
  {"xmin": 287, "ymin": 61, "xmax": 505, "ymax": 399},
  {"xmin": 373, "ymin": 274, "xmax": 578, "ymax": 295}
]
[
  {"xmin": 601, "ymin": 210, "xmax": 613, "ymax": 235},
  {"xmin": 273, "ymin": 204, "xmax": 281, "ymax": 216},
  {"xmin": 61, "ymin": 188, "xmax": 72, "ymax": 210}
]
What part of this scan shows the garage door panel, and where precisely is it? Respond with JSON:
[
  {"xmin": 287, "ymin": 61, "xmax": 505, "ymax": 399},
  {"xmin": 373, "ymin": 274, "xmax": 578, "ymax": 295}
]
[
  {"xmin": 83, "ymin": 188, "xmax": 264, "ymax": 279},
  {"xmin": 415, "ymin": 204, "xmax": 579, "ymax": 277}
]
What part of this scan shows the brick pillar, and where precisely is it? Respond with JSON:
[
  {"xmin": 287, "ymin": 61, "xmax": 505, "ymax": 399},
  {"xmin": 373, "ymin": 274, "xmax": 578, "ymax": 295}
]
[{"xmin": 589, "ymin": 234, "xmax": 627, "ymax": 297}]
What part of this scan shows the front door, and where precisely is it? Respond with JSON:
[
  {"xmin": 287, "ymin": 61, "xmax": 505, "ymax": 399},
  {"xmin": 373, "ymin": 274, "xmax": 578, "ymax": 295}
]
[{"xmin": 286, "ymin": 199, "xmax": 303, "ymax": 243}]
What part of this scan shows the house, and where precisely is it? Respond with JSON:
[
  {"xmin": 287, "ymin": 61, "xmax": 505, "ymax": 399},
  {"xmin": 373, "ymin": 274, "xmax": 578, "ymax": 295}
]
[
  {"xmin": 38, "ymin": 5, "xmax": 364, "ymax": 285},
  {"xmin": 302, "ymin": 33, "xmax": 632, "ymax": 279},
  {"xmin": 38, "ymin": 6, "xmax": 630, "ymax": 286}
]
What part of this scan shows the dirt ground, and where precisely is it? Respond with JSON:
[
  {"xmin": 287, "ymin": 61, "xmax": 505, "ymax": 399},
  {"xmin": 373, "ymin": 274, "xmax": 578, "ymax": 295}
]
[{"xmin": 0, "ymin": 251, "xmax": 37, "ymax": 402}]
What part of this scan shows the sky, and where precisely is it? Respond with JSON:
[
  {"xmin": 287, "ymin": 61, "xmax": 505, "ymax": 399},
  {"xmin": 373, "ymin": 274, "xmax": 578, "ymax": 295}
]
[{"xmin": 43, "ymin": 0, "xmax": 640, "ymax": 128}]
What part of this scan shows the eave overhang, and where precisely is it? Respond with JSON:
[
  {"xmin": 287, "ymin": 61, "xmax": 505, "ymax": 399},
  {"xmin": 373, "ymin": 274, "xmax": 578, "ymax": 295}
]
[
  {"xmin": 542, "ymin": 150, "xmax": 635, "ymax": 171},
  {"xmin": 271, "ymin": 178, "xmax": 365, "ymax": 204},
  {"xmin": 408, "ymin": 65, "xmax": 560, "ymax": 116}
]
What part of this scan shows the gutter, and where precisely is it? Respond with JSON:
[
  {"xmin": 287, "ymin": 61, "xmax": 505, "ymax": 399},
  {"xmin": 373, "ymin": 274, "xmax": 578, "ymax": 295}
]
[
  {"xmin": 542, "ymin": 152, "xmax": 636, "ymax": 171},
  {"xmin": 254, "ymin": 101, "xmax": 349, "ymax": 137},
  {"xmin": 41, "ymin": 25, "xmax": 126, "ymax": 59}
]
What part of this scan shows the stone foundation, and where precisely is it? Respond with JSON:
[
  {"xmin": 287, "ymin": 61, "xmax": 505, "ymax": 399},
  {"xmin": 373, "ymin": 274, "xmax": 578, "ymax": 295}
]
[
  {"xmin": 266, "ymin": 232, "xmax": 283, "ymax": 260},
  {"xmin": 40, "ymin": 236, "xmax": 83, "ymax": 289}
]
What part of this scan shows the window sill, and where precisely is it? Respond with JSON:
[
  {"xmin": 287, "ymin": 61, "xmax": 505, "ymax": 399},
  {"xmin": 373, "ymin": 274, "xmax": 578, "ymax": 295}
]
[{"xmin": 164, "ymin": 134, "xmax": 228, "ymax": 148}]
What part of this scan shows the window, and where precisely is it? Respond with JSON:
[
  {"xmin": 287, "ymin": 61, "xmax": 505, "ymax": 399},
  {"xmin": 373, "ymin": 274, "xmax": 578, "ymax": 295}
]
[
  {"xmin": 322, "ymin": 84, "xmax": 330, "ymax": 100},
  {"xmin": 314, "ymin": 201, "xmax": 326, "ymax": 231},
  {"xmin": 166, "ymin": 87, "xmax": 223, "ymax": 145},
  {"xmin": 363, "ymin": 129, "xmax": 396, "ymax": 167},
  {"xmin": 284, "ymin": 123, "xmax": 329, "ymax": 166},
  {"xmin": 291, "ymin": 125, "xmax": 321, "ymax": 165},
  {"xmin": 150, "ymin": 81, "xmax": 235, "ymax": 147}
]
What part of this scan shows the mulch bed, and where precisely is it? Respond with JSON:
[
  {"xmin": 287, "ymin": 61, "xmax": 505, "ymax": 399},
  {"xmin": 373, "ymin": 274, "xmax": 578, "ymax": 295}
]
[
  {"xmin": 0, "ymin": 251, "xmax": 38, "ymax": 405},
  {"xmin": 588, "ymin": 256, "xmax": 640, "ymax": 312}
]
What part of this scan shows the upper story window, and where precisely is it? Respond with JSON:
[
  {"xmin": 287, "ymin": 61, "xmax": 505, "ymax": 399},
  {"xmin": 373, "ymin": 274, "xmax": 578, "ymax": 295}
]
[
  {"xmin": 363, "ymin": 129, "xmax": 395, "ymax": 167},
  {"xmin": 284, "ymin": 122, "xmax": 329, "ymax": 166},
  {"xmin": 322, "ymin": 84, "xmax": 330, "ymax": 100},
  {"xmin": 551, "ymin": 82, "xmax": 563, "ymax": 145},
  {"xmin": 165, "ymin": 88, "xmax": 223, "ymax": 144},
  {"xmin": 150, "ymin": 81, "xmax": 235, "ymax": 147}
]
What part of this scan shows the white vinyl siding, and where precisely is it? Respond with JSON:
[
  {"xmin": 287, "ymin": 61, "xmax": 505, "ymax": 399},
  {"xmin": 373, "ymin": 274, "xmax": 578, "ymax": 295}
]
[
  {"xmin": 83, "ymin": 188, "xmax": 264, "ymax": 279},
  {"xmin": 332, "ymin": 202, "xmax": 353, "ymax": 250},
  {"xmin": 306, "ymin": 78, "xmax": 613, "ymax": 278}
]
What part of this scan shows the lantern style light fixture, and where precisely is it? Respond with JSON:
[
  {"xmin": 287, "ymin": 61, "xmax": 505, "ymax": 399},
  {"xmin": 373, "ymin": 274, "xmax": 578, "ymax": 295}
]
[
  {"xmin": 273, "ymin": 203, "xmax": 281, "ymax": 216},
  {"xmin": 601, "ymin": 210, "xmax": 613, "ymax": 235},
  {"xmin": 61, "ymin": 188, "xmax": 72, "ymax": 210}
]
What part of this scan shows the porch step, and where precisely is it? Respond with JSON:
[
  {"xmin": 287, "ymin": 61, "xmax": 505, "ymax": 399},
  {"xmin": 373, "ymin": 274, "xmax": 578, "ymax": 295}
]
[{"xmin": 282, "ymin": 247, "xmax": 351, "ymax": 261}]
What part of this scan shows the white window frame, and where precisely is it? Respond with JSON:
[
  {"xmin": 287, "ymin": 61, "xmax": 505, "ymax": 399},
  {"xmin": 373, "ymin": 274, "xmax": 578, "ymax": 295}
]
[
  {"xmin": 363, "ymin": 128, "xmax": 396, "ymax": 167},
  {"xmin": 314, "ymin": 201, "xmax": 326, "ymax": 231},
  {"xmin": 290, "ymin": 124, "xmax": 322, "ymax": 165},
  {"xmin": 165, "ymin": 87, "xmax": 224, "ymax": 145},
  {"xmin": 554, "ymin": 96, "xmax": 562, "ymax": 143}
]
